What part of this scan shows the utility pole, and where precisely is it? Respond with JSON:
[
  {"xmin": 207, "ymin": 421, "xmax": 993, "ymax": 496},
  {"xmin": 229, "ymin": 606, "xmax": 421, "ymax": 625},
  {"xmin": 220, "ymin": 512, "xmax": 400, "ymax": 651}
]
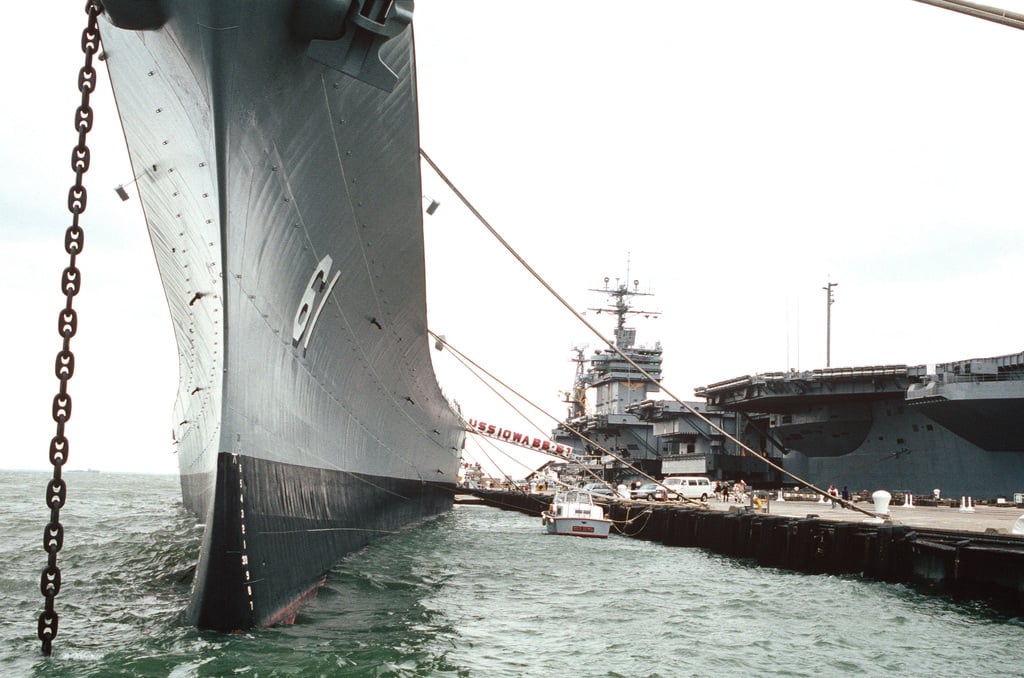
[{"xmin": 823, "ymin": 278, "xmax": 838, "ymax": 367}]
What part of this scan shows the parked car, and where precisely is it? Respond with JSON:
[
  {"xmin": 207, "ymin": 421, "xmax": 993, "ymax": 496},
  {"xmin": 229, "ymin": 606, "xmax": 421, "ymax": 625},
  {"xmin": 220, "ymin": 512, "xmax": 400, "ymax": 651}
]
[
  {"xmin": 631, "ymin": 483, "xmax": 666, "ymax": 501},
  {"xmin": 582, "ymin": 482, "xmax": 617, "ymax": 499},
  {"xmin": 661, "ymin": 476, "xmax": 712, "ymax": 501}
]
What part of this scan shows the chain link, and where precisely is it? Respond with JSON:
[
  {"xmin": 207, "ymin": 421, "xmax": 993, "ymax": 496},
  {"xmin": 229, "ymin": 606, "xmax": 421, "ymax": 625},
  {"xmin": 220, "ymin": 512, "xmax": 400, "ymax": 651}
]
[{"xmin": 38, "ymin": 0, "xmax": 103, "ymax": 656}]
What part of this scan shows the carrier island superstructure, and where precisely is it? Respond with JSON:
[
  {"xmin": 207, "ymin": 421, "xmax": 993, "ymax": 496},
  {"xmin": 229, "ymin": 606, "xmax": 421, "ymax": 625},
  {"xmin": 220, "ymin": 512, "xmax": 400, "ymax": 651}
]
[{"xmin": 551, "ymin": 278, "xmax": 782, "ymax": 487}]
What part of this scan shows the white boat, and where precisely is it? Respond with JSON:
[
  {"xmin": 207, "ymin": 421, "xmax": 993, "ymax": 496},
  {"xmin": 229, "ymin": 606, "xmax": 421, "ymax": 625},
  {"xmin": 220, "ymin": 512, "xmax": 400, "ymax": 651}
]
[{"xmin": 541, "ymin": 490, "xmax": 612, "ymax": 538}]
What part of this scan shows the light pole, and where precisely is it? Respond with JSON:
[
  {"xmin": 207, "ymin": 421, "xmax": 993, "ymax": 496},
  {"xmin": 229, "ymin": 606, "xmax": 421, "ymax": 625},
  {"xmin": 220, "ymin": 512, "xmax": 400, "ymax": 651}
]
[{"xmin": 823, "ymin": 278, "xmax": 837, "ymax": 367}]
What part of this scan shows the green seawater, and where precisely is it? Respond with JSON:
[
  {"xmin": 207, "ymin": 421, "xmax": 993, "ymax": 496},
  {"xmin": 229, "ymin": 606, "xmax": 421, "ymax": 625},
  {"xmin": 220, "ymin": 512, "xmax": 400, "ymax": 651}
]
[{"xmin": 2, "ymin": 471, "xmax": 1022, "ymax": 677}]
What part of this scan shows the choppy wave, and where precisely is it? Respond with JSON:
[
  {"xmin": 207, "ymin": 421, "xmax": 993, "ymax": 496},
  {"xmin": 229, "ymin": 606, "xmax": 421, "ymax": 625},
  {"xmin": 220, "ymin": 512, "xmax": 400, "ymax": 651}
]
[{"xmin": 2, "ymin": 472, "xmax": 1021, "ymax": 677}]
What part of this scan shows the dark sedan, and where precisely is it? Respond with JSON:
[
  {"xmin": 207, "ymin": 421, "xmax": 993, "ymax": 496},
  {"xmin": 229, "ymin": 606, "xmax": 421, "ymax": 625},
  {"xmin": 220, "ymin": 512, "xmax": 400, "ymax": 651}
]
[{"xmin": 630, "ymin": 483, "xmax": 666, "ymax": 501}]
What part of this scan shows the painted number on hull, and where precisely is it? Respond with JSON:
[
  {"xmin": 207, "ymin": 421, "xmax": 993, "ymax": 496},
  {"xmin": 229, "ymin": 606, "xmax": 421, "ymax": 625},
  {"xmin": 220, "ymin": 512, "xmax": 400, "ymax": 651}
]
[{"xmin": 292, "ymin": 254, "xmax": 341, "ymax": 351}]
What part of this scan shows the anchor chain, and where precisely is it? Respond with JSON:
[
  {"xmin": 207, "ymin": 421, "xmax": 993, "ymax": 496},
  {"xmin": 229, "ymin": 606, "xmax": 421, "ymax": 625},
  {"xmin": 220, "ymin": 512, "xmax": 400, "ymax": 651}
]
[{"xmin": 38, "ymin": 0, "xmax": 103, "ymax": 657}]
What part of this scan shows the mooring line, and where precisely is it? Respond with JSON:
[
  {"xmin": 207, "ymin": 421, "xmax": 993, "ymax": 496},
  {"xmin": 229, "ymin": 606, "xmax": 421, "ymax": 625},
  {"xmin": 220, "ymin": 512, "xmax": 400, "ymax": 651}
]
[{"xmin": 420, "ymin": 148, "xmax": 880, "ymax": 521}]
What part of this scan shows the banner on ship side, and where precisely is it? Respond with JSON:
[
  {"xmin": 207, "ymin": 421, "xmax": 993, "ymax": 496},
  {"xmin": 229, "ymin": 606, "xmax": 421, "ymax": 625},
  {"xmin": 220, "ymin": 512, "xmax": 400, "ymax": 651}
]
[{"xmin": 466, "ymin": 418, "xmax": 574, "ymax": 457}]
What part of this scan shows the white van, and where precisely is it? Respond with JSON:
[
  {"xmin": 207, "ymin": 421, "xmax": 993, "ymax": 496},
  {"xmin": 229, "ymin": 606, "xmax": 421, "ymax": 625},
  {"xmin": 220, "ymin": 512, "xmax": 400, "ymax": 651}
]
[{"xmin": 661, "ymin": 476, "xmax": 712, "ymax": 501}]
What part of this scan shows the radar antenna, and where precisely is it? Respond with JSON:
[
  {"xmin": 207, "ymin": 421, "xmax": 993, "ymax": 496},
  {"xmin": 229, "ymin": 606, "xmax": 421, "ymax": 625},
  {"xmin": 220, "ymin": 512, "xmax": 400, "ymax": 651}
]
[{"xmin": 588, "ymin": 270, "xmax": 659, "ymax": 350}]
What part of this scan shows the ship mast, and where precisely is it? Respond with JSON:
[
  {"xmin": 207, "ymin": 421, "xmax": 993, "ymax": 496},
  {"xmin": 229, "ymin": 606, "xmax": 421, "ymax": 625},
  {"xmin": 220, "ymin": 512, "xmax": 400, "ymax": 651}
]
[
  {"xmin": 564, "ymin": 346, "xmax": 588, "ymax": 420},
  {"xmin": 588, "ymin": 276, "xmax": 660, "ymax": 350},
  {"xmin": 823, "ymin": 278, "xmax": 837, "ymax": 368}
]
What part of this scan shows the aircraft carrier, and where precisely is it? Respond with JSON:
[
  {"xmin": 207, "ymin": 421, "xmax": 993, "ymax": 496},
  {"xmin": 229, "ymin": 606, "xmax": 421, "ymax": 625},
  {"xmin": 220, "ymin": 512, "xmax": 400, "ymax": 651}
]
[
  {"xmin": 547, "ymin": 283, "xmax": 1023, "ymax": 498},
  {"xmin": 697, "ymin": 354, "xmax": 1024, "ymax": 499},
  {"xmin": 96, "ymin": 0, "xmax": 464, "ymax": 630}
]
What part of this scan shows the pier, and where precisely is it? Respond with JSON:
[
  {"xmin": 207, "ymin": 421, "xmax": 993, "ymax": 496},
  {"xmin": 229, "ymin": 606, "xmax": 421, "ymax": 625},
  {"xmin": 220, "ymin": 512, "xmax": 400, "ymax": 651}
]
[{"xmin": 459, "ymin": 490, "xmax": 1024, "ymax": 614}]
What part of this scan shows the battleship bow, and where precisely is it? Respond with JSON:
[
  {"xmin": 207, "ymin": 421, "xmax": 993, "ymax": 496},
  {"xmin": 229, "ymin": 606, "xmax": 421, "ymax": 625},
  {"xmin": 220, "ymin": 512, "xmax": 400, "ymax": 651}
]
[{"xmin": 97, "ymin": 0, "xmax": 463, "ymax": 629}]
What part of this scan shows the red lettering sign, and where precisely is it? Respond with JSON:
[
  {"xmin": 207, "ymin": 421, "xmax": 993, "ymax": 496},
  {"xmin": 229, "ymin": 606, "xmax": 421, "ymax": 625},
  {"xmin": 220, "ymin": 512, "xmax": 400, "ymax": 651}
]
[{"xmin": 466, "ymin": 417, "xmax": 571, "ymax": 458}]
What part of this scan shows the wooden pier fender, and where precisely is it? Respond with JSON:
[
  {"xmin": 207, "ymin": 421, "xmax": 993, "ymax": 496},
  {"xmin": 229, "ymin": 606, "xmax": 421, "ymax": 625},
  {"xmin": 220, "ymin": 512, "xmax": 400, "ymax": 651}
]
[
  {"xmin": 676, "ymin": 509, "xmax": 700, "ymax": 548},
  {"xmin": 907, "ymin": 538, "xmax": 958, "ymax": 592},
  {"xmin": 908, "ymin": 538, "xmax": 1024, "ymax": 608},
  {"xmin": 642, "ymin": 506, "xmax": 671, "ymax": 543},
  {"xmin": 795, "ymin": 518, "xmax": 830, "ymax": 575},
  {"xmin": 732, "ymin": 511, "xmax": 756, "ymax": 559},
  {"xmin": 660, "ymin": 507, "xmax": 686, "ymax": 547},
  {"xmin": 827, "ymin": 522, "xmax": 869, "ymax": 575},
  {"xmin": 695, "ymin": 511, "xmax": 730, "ymax": 554},
  {"xmin": 864, "ymin": 524, "xmax": 915, "ymax": 583},
  {"xmin": 753, "ymin": 515, "xmax": 795, "ymax": 570},
  {"xmin": 696, "ymin": 511, "xmax": 731, "ymax": 554},
  {"xmin": 607, "ymin": 502, "xmax": 630, "ymax": 535},
  {"xmin": 952, "ymin": 543, "xmax": 1024, "ymax": 609}
]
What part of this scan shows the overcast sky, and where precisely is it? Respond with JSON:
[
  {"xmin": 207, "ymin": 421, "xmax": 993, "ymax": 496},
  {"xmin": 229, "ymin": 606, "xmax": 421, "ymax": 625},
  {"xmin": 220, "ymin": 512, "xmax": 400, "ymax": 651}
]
[{"xmin": 3, "ymin": 1, "xmax": 1024, "ymax": 476}]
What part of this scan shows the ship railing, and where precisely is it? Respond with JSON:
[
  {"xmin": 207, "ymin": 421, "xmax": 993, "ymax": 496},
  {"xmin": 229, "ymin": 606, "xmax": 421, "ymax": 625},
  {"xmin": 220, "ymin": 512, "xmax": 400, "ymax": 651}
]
[
  {"xmin": 929, "ymin": 370, "xmax": 1024, "ymax": 385},
  {"xmin": 698, "ymin": 364, "xmax": 921, "ymax": 396}
]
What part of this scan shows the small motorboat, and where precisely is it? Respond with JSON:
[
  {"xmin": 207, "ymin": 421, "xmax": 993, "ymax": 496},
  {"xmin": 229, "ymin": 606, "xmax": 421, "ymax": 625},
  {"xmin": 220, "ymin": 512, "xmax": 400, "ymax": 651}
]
[{"xmin": 541, "ymin": 489, "xmax": 612, "ymax": 538}]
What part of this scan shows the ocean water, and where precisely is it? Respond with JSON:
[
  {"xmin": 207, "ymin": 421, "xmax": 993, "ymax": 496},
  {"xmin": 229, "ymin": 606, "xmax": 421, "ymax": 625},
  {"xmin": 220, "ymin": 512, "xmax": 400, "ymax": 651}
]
[{"xmin": 2, "ymin": 471, "xmax": 1022, "ymax": 677}]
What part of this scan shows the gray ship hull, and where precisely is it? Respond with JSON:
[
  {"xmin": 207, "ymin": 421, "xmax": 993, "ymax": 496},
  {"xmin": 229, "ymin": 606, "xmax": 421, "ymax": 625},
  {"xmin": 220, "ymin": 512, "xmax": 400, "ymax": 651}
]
[
  {"xmin": 906, "ymin": 352, "xmax": 1024, "ymax": 451},
  {"xmin": 700, "ymin": 365, "xmax": 1024, "ymax": 499},
  {"xmin": 779, "ymin": 400, "xmax": 1024, "ymax": 499},
  {"xmin": 97, "ymin": 1, "xmax": 463, "ymax": 629}
]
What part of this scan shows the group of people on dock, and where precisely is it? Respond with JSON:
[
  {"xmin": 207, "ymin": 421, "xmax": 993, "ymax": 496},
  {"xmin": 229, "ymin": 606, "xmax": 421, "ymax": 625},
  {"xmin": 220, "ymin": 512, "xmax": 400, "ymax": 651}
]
[
  {"xmin": 827, "ymin": 484, "xmax": 851, "ymax": 508},
  {"xmin": 716, "ymin": 479, "xmax": 748, "ymax": 503}
]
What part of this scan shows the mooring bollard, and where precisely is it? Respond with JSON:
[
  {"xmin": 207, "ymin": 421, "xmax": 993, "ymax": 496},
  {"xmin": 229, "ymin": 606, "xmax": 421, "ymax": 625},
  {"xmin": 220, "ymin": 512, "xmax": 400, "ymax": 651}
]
[
  {"xmin": 776, "ymin": 488, "xmax": 785, "ymax": 502},
  {"xmin": 902, "ymin": 492, "xmax": 914, "ymax": 508},
  {"xmin": 959, "ymin": 496, "xmax": 975, "ymax": 513},
  {"xmin": 866, "ymin": 490, "xmax": 891, "ymax": 524}
]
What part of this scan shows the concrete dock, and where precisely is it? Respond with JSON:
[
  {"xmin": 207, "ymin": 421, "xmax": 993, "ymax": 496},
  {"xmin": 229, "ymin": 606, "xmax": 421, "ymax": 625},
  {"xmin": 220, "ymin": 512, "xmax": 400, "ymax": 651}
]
[{"xmin": 704, "ymin": 496, "xmax": 1024, "ymax": 536}]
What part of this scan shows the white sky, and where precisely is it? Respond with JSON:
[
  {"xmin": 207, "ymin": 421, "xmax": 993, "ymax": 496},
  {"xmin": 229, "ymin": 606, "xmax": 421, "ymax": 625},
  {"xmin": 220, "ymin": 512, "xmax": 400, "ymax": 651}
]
[{"xmin": 3, "ymin": 1, "xmax": 1024, "ymax": 476}]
